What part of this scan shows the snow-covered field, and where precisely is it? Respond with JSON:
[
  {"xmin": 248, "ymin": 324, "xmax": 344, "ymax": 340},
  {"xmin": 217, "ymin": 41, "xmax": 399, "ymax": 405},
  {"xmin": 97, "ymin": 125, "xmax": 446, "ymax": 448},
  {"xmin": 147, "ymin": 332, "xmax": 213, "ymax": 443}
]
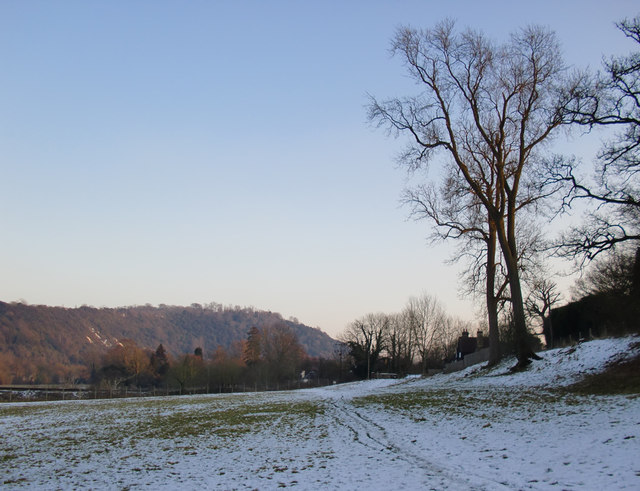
[{"xmin": 2, "ymin": 337, "xmax": 640, "ymax": 490}]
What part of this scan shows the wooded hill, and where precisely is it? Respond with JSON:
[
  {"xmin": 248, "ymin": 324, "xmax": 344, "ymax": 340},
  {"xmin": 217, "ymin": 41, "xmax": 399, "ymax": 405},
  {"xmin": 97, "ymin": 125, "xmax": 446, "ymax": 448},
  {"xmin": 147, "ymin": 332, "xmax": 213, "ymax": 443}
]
[{"xmin": 0, "ymin": 301, "xmax": 337, "ymax": 384}]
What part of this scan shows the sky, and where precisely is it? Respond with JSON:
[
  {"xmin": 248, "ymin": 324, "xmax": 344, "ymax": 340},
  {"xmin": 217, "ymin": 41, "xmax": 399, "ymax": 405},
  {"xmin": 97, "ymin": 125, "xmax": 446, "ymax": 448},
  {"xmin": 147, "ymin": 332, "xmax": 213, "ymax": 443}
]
[{"xmin": 1, "ymin": 1, "xmax": 638, "ymax": 338}]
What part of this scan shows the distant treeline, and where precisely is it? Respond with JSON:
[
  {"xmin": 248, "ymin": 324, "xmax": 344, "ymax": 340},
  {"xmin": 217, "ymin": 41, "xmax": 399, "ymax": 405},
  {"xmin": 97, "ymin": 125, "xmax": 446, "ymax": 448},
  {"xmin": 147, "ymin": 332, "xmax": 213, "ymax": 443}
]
[{"xmin": 88, "ymin": 323, "xmax": 351, "ymax": 396}]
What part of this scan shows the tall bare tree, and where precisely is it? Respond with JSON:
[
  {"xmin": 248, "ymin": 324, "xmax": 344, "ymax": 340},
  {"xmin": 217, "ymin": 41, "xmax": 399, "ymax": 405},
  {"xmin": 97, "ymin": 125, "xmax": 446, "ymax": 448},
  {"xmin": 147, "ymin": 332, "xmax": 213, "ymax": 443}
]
[{"xmin": 369, "ymin": 21, "xmax": 584, "ymax": 367}]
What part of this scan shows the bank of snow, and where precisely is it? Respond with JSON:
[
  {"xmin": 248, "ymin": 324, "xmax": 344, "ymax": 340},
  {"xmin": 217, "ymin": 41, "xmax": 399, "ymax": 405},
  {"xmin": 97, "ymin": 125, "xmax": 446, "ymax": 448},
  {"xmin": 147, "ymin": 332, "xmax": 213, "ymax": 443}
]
[
  {"xmin": 1, "ymin": 336, "xmax": 639, "ymax": 490},
  {"xmin": 426, "ymin": 333, "xmax": 640, "ymax": 389}
]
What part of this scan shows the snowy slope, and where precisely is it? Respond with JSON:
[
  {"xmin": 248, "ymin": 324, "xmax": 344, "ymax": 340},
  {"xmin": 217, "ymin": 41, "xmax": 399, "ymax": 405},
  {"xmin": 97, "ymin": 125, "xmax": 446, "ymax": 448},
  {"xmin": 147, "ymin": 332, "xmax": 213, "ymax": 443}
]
[
  {"xmin": 425, "ymin": 334, "xmax": 640, "ymax": 388},
  {"xmin": 1, "ymin": 336, "xmax": 639, "ymax": 490}
]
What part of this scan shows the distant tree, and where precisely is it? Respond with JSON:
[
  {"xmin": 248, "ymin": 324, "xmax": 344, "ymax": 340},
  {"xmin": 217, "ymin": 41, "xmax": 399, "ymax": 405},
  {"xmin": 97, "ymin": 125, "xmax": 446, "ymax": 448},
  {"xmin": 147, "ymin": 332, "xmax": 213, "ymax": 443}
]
[
  {"xmin": 98, "ymin": 339, "xmax": 150, "ymax": 388},
  {"xmin": 243, "ymin": 327, "xmax": 262, "ymax": 366},
  {"xmin": 260, "ymin": 323, "xmax": 306, "ymax": 384},
  {"xmin": 385, "ymin": 313, "xmax": 415, "ymax": 375},
  {"xmin": 0, "ymin": 352, "xmax": 14, "ymax": 385},
  {"xmin": 332, "ymin": 341, "xmax": 351, "ymax": 382},
  {"xmin": 402, "ymin": 294, "xmax": 447, "ymax": 372},
  {"xmin": 171, "ymin": 354, "xmax": 204, "ymax": 395},
  {"xmin": 98, "ymin": 363, "xmax": 129, "ymax": 392},
  {"xmin": 120, "ymin": 340, "xmax": 150, "ymax": 387},
  {"xmin": 150, "ymin": 344, "xmax": 170, "ymax": 385},
  {"xmin": 209, "ymin": 343, "xmax": 244, "ymax": 392},
  {"xmin": 525, "ymin": 278, "xmax": 562, "ymax": 348},
  {"xmin": 341, "ymin": 313, "xmax": 388, "ymax": 379}
]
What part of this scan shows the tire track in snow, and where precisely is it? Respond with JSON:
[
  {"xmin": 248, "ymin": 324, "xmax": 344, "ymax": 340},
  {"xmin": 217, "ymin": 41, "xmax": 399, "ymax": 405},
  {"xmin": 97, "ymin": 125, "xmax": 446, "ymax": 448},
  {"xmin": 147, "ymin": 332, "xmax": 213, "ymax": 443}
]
[{"xmin": 326, "ymin": 398, "xmax": 513, "ymax": 490}]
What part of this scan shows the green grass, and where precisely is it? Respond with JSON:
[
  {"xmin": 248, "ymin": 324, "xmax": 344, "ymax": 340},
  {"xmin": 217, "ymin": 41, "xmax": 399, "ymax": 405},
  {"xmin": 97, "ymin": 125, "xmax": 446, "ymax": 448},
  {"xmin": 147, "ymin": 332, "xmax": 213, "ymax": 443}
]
[
  {"xmin": 0, "ymin": 453, "xmax": 17, "ymax": 463},
  {"xmin": 351, "ymin": 386, "xmax": 590, "ymax": 424},
  {"xmin": 0, "ymin": 395, "xmax": 326, "ymax": 454},
  {"xmin": 136, "ymin": 400, "xmax": 323, "ymax": 440},
  {"xmin": 353, "ymin": 388, "xmax": 543, "ymax": 410},
  {"xmin": 1, "ymin": 394, "xmax": 328, "ymax": 489}
]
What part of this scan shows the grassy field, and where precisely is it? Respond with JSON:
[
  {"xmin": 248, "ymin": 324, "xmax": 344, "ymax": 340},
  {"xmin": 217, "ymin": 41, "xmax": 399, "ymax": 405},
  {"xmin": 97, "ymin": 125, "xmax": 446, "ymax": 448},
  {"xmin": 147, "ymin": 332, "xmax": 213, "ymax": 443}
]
[{"xmin": 2, "ymin": 337, "xmax": 640, "ymax": 490}]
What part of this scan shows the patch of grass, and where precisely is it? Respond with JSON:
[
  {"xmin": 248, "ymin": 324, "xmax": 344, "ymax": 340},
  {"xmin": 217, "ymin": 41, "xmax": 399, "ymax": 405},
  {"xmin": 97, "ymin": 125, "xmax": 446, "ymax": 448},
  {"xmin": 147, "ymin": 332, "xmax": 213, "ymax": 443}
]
[
  {"xmin": 137, "ymin": 400, "xmax": 324, "ymax": 440},
  {"xmin": 564, "ymin": 352, "xmax": 640, "ymax": 396},
  {"xmin": 353, "ymin": 387, "xmax": 571, "ymax": 421},
  {"xmin": 0, "ymin": 453, "xmax": 17, "ymax": 463},
  {"xmin": 3, "ymin": 478, "xmax": 28, "ymax": 485},
  {"xmin": 0, "ymin": 404, "xmax": 54, "ymax": 418},
  {"xmin": 355, "ymin": 388, "xmax": 494, "ymax": 411}
]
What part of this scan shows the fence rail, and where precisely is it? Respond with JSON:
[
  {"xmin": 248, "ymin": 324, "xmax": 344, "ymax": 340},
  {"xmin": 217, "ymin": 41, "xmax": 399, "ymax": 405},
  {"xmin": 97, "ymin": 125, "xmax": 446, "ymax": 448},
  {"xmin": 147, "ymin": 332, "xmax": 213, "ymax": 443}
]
[{"xmin": 0, "ymin": 378, "xmax": 339, "ymax": 403}]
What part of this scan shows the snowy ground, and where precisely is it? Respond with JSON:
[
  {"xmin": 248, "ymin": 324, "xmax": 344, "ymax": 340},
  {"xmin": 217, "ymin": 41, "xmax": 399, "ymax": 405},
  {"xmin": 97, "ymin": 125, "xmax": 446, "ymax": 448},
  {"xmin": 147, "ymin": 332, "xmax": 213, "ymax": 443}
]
[{"xmin": 2, "ymin": 336, "xmax": 640, "ymax": 490}]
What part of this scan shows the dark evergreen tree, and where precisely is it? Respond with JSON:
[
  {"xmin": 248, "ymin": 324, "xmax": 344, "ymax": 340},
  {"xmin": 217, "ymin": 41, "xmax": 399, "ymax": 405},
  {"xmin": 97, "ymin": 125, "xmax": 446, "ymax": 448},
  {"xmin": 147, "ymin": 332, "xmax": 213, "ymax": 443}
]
[{"xmin": 150, "ymin": 344, "xmax": 170, "ymax": 384}]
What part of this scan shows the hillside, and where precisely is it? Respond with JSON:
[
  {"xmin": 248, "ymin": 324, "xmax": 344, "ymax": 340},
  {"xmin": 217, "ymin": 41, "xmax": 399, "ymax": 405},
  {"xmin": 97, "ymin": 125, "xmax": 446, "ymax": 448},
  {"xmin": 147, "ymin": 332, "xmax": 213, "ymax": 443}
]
[{"xmin": 0, "ymin": 301, "xmax": 337, "ymax": 383}]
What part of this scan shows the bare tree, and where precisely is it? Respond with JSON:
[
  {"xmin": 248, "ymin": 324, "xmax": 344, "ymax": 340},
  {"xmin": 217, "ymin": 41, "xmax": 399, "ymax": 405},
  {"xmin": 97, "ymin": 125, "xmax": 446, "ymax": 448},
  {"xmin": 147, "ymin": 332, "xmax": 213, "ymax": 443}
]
[
  {"xmin": 369, "ymin": 21, "xmax": 584, "ymax": 367},
  {"xmin": 525, "ymin": 278, "xmax": 562, "ymax": 348},
  {"xmin": 385, "ymin": 312, "xmax": 415, "ymax": 375},
  {"xmin": 553, "ymin": 17, "xmax": 640, "ymax": 260},
  {"xmin": 341, "ymin": 313, "xmax": 388, "ymax": 379},
  {"xmin": 403, "ymin": 294, "xmax": 449, "ymax": 372}
]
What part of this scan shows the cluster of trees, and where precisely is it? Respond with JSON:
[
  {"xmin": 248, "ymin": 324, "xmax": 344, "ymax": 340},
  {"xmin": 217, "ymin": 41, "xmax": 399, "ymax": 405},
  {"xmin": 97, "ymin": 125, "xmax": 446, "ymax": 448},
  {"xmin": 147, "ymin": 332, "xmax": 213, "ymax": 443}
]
[
  {"xmin": 0, "ymin": 351, "xmax": 84, "ymax": 386},
  {"xmin": 367, "ymin": 16, "xmax": 640, "ymax": 368},
  {"xmin": 340, "ymin": 294, "xmax": 474, "ymax": 378},
  {"xmin": 91, "ymin": 322, "xmax": 348, "ymax": 395},
  {"xmin": 93, "ymin": 340, "xmax": 170, "ymax": 392}
]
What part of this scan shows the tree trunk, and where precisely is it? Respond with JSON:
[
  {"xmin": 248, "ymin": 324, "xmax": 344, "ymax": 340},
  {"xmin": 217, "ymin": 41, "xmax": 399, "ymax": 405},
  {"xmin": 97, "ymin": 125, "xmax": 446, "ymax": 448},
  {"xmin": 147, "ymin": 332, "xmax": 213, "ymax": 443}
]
[
  {"xmin": 544, "ymin": 315, "xmax": 555, "ymax": 349},
  {"xmin": 632, "ymin": 246, "xmax": 640, "ymax": 299},
  {"xmin": 486, "ymin": 222, "xmax": 501, "ymax": 366},
  {"xmin": 496, "ymin": 218, "xmax": 539, "ymax": 367}
]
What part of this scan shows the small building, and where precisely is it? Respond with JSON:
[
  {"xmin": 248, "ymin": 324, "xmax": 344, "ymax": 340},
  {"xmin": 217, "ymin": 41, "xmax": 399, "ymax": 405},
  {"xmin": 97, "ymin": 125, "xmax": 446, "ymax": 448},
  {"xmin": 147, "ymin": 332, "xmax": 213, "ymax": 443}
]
[{"xmin": 456, "ymin": 330, "xmax": 488, "ymax": 360}]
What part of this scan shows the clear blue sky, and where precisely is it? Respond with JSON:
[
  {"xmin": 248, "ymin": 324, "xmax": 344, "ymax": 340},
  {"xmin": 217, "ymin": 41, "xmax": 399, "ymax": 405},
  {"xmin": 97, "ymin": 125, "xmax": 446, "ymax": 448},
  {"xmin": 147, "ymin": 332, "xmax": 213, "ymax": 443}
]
[{"xmin": 1, "ymin": 1, "xmax": 637, "ymax": 337}]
